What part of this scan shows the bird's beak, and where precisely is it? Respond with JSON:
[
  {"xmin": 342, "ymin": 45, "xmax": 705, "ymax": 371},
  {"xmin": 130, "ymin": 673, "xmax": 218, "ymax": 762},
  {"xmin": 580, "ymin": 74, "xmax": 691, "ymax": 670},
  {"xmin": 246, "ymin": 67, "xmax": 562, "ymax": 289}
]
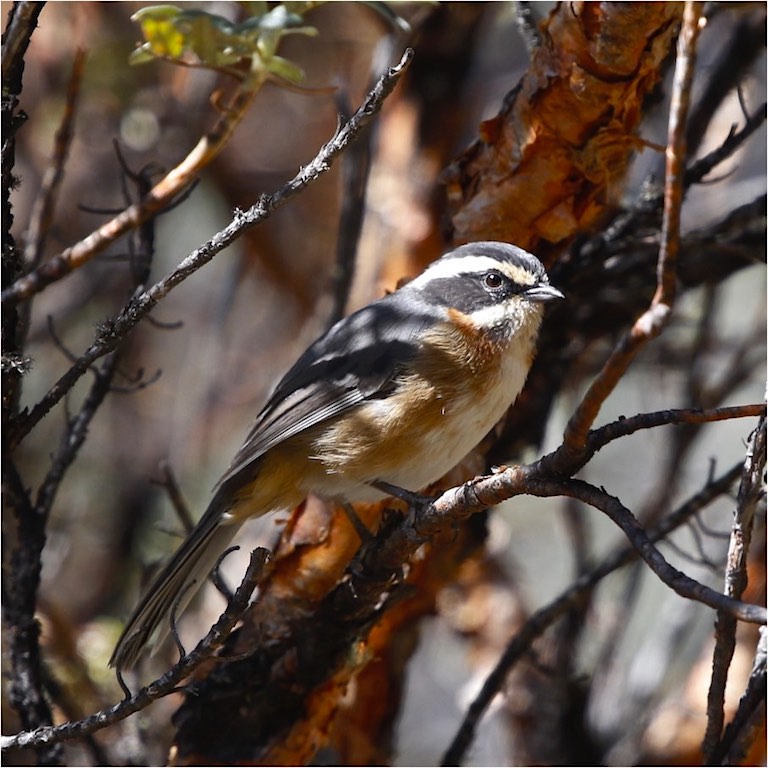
[{"xmin": 524, "ymin": 283, "xmax": 565, "ymax": 303}]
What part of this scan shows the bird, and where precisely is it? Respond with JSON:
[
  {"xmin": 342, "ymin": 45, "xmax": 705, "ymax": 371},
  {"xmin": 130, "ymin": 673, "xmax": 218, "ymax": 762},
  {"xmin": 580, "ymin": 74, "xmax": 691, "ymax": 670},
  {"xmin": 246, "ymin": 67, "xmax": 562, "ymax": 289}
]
[{"xmin": 110, "ymin": 241, "xmax": 563, "ymax": 669}]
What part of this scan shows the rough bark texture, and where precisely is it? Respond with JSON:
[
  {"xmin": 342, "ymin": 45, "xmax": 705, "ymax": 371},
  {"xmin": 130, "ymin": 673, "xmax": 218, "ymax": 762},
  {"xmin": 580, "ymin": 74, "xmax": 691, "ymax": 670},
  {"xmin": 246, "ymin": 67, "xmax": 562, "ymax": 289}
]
[
  {"xmin": 170, "ymin": 4, "xmax": 690, "ymax": 764},
  {"xmin": 445, "ymin": 2, "xmax": 683, "ymax": 254}
]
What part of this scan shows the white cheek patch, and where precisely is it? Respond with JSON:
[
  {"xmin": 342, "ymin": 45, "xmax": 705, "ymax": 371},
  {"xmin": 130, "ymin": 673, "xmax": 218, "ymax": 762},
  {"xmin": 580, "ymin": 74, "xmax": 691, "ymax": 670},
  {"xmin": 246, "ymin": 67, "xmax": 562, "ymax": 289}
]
[{"xmin": 465, "ymin": 299, "xmax": 538, "ymax": 333}]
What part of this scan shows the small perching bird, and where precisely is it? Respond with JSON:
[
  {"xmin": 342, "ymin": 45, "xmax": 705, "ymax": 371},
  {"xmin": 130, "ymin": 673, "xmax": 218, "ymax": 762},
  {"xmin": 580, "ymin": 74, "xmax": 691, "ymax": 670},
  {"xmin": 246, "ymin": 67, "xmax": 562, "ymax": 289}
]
[{"xmin": 111, "ymin": 241, "xmax": 563, "ymax": 670}]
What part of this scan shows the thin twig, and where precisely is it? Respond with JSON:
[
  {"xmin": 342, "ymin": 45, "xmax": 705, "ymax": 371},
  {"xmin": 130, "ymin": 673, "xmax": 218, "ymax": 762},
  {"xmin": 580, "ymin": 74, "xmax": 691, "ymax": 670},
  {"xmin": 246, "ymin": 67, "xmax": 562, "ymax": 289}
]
[
  {"xmin": 441, "ymin": 463, "xmax": 744, "ymax": 767},
  {"xmin": 561, "ymin": 1, "xmax": 704, "ymax": 458},
  {"xmin": 156, "ymin": 461, "xmax": 196, "ymax": 534},
  {"xmin": 0, "ymin": 548, "xmax": 269, "ymax": 752},
  {"xmin": 2, "ymin": 71, "xmax": 269, "ymax": 305},
  {"xmin": 7, "ymin": 48, "xmax": 414, "ymax": 449},
  {"xmin": 23, "ymin": 49, "xmax": 86, "ymax": 271},
  {"xmin": 558, "ymin": 478, "xmax": 764, "ymax": 623},
  {"xmin": 685, "ymin": 103, "xmax": 767, "ymax": 187},
  {"xmin": 656, "ymin": 0, "xmax": 703, "ymax": 303},
  {"xmin": 586, "ymin": 404, "xmax": 765, "ymax": 457},
  {"xmin": 716, "ymin": 626, "xmax": 767, "ymax": 766},
  {"xmin": 326, "ymin": 86, "xmax": 373, "ymax": 328},
  {"xmin": 702, "ymin": 414, "xmax": 767, "ymax": 761}
]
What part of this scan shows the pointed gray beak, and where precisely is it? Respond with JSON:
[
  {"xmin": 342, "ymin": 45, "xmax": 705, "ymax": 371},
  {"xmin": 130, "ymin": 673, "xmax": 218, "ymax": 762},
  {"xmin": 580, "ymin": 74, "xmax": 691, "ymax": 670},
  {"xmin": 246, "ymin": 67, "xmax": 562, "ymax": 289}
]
[{"xmin": 524, "ymin": 283, "xmax": 565, "ymax": 303}]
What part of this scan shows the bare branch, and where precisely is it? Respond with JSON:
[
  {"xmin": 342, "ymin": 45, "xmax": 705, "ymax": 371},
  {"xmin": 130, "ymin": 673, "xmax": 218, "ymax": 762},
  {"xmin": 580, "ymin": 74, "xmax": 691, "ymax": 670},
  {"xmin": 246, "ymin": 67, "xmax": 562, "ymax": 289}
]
[
  {"xmin": 441, "ymin": 462, "xmax": 745, "ymax": 767},
  {"xmin": 556, "ymin": 478, "xmax": 764, "ymax": 624},
  {"xmin": 656, "ymin": 1, "xmax": 704, "ymax": 306},
  {"xmin": 702, "ymin": 414, "xmax": 767, "ymax": 760},
  {"xmin": 562, "ymin": 1, "xmax": 704, "ymax": 457},
  {"xmin": 23, "ymin": 49, "xmax": 86, "ymax": 271},
  {"xmin": 7, "ymin": 48, "xmax": 414, "ymax": 449},
  {"xmin": 686, "ymin": 103, "xmax": 767, "ymax": 187},
  {"xmin": 0, "ymin": 548, "xmax": 270, "ymax": 752},
  {"xmin": 156, "ymin": 461, "xmax": 196, "ymax": 534},
  {"xmin": 587, "ymin": 404, "xmax": 765, "ymax": 456}
]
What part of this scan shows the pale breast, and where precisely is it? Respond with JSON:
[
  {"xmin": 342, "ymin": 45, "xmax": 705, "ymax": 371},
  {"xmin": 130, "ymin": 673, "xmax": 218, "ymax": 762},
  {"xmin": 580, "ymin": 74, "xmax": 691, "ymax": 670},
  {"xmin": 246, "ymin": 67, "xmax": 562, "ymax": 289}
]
[{"xmin": 306, "ymin": 317, "xmax": 538, "ymax": 502}]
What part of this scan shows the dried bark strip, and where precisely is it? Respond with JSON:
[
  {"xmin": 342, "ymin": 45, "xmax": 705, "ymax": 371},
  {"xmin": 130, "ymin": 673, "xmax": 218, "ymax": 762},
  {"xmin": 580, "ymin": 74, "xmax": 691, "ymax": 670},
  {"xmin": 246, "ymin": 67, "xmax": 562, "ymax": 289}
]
[
  {"xmin": 444, "ymin": 2, "xmax": 684, "ymax": 251},
  {"xmin": 170, "ymin": 405, "xmax": 764, "ymax": 765}
]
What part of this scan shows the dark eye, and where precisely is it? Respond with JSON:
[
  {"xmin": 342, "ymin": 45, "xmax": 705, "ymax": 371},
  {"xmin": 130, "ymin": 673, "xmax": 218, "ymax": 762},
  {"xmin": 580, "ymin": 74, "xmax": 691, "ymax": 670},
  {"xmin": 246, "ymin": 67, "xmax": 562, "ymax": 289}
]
[{"xmin": 483, "ymin": 271, "xmax": 504, "ymax": 290}]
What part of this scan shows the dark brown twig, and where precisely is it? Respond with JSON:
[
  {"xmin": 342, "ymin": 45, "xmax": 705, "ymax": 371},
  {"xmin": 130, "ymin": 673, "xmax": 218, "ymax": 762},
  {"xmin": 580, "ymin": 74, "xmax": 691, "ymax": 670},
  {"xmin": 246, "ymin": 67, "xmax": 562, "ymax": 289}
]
[
  {"xmin": 586, "ymin": 404, "xmax": 764, "ymax": 457},
  {"xmin": 7, "ymin": 48, "xmax": 414, "ymax": 450},
  {"xmin": 0, "ymin": 548, "xmax": 269, "ymax": 752},
  {"xmin": 441, "ymin": 462, "xmax": 745, "ymax": 766},
  {"xmin": 685, "ymin": 103, "xmax": 767, "ymax": 187},
  {"xmin": 156, "ymin": 461, "xmax": 195, "ymax": 534},
  {"xmin": 23, "ymin": 49, "xmax": 85, "ymax": 271}
]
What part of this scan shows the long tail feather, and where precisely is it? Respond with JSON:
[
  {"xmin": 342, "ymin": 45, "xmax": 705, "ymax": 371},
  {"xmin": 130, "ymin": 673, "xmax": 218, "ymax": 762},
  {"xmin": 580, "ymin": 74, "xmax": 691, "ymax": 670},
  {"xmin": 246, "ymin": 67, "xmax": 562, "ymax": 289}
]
[{"xmin": 110, "ymin": 492, "xmax": 243, "ymax": 670}]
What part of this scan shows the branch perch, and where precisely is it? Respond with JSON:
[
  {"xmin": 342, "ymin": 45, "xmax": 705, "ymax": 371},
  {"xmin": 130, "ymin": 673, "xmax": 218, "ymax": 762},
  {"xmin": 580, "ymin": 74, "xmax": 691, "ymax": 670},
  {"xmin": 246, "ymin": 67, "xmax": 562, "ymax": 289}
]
[
  {"xmin": 7, "ymin": 48, "xmax": 414, "ymax": 449},
  {"xmin": 0, "ymin": 549, "xmax": 269, "ymax": 752}
]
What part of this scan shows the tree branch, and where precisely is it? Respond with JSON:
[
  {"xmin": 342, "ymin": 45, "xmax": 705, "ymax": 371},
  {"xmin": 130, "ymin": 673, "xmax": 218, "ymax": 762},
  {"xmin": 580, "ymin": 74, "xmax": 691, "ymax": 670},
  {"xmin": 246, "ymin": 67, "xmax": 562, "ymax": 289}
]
[
  {"xmin": 7, "ymin": 48, "xmax": 414, "ymax": 449},
  {"xmin": 702, "ymin": 413, "xmax": 767, "ymax": 760},
  {"xmin": 655, "ymin": 1, "xmax": 704, "ymax": 306},
  {"xmin": 0, "ymin": 548, "xmax": 269, "ymax": 752},
  {"xmin": 23, "ymin": 49, "xmax": 85, "ymax": 271},
  {"xmin": 442, "ymin": 462, "xmax": 745, "ymax": 767},
  {"xmin": 562, "ymin": 1, "xmax": 703, "ymax": 457}
]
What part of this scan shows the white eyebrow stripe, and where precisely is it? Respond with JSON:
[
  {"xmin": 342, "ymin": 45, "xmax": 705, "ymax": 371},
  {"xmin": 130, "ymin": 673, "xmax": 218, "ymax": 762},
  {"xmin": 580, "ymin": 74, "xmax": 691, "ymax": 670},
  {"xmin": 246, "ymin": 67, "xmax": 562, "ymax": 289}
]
[{"xmin": 409, "ymin": 255, "xmax": 513, "ymax": 287}]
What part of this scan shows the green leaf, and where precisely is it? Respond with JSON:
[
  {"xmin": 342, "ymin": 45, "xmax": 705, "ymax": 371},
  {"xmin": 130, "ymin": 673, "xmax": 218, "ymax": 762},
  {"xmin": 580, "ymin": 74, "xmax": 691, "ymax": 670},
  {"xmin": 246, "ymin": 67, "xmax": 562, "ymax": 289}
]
[
  {"xmin": 265, "ymin": 54, "xmax": 306, "ymax": 84},
  {"xmin": 131, "ymin": 5, "xmax": 186, "ymax": 59},
  {"xmin": 130, "ymin": 2, "xmax": 320, "ymax": 75}
]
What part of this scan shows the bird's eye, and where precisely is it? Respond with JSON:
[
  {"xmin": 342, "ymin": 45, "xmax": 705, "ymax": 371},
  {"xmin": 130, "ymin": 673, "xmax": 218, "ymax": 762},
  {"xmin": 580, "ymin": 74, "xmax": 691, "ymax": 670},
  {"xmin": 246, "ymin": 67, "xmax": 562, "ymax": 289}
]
[{"xmin": 483, "ymin": 271, "xmax": 504, "ymax": 290}]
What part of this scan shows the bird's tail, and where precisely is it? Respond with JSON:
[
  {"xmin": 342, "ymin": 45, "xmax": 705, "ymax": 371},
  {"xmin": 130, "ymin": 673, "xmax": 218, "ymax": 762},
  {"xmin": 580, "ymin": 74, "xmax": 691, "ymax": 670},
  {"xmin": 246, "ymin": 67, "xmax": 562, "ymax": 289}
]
[{"xmin": 110, "ymin": 492, "xmax": 243, "ymax": 670}]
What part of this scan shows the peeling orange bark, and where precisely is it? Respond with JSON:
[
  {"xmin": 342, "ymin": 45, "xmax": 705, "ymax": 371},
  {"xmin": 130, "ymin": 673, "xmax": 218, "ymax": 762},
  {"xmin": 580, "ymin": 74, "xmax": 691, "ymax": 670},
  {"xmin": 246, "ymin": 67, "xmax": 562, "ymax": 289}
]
[
  {"xmin": 171, "ymin": 5, "xmax": 687, "ymax": 765},
  {"xmin": 445, "ymin": 2, "xmax": 683, "ymax": 252}
]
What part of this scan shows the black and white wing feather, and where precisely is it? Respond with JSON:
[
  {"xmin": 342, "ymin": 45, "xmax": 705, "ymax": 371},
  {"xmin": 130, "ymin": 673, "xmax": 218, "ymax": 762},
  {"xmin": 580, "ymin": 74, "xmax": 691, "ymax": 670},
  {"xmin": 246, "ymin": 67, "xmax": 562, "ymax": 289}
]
[{"xmin": 217, "ymin": 290, "xmax": 440, "ymax": 490}]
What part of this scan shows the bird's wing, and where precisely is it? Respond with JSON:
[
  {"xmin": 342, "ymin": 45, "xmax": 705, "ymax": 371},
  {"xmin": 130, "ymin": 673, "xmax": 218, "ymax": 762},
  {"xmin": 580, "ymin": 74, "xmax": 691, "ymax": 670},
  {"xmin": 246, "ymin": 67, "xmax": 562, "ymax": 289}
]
[{"xmin": 216, "ymin": 292, "xmax": 441, "ymax": 490}]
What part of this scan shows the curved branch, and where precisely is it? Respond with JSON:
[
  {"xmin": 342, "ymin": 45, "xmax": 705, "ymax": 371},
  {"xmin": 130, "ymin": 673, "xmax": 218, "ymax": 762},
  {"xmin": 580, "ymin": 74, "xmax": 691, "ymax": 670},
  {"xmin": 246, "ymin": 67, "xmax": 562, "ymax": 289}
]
[
  {"xmin": 555, "ymin": 477, "xmax": 764, "ymax": 624},
  {"xmin": 562, "ymin": 1, "xmax": 704, "ymax": 455},
  {"xmin": 442, "ymin": 462, "xmax": 745, "ymax": 767},
  {"xmin": 7, "ymin": 48, "xmax": 414, "ymax": 449},
  {"xmin": 0, "ymin": 548, "xmax": 269, "ymax": 752}
]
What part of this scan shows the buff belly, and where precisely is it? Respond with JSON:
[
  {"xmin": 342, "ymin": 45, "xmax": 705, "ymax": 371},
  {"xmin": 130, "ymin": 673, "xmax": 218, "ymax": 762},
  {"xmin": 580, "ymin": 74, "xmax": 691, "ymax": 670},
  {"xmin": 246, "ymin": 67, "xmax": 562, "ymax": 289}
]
[{"xmin": 305, "ymin": 334, "xmax": 534, "ymax": 502}]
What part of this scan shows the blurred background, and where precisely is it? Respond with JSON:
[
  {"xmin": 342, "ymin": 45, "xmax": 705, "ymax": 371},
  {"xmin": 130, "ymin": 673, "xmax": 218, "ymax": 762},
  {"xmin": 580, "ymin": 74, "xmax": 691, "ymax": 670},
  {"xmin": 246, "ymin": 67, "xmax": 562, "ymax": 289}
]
[{"xmin": 3, "ymin": 2, "xmax": 766, "ymax": 765}]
